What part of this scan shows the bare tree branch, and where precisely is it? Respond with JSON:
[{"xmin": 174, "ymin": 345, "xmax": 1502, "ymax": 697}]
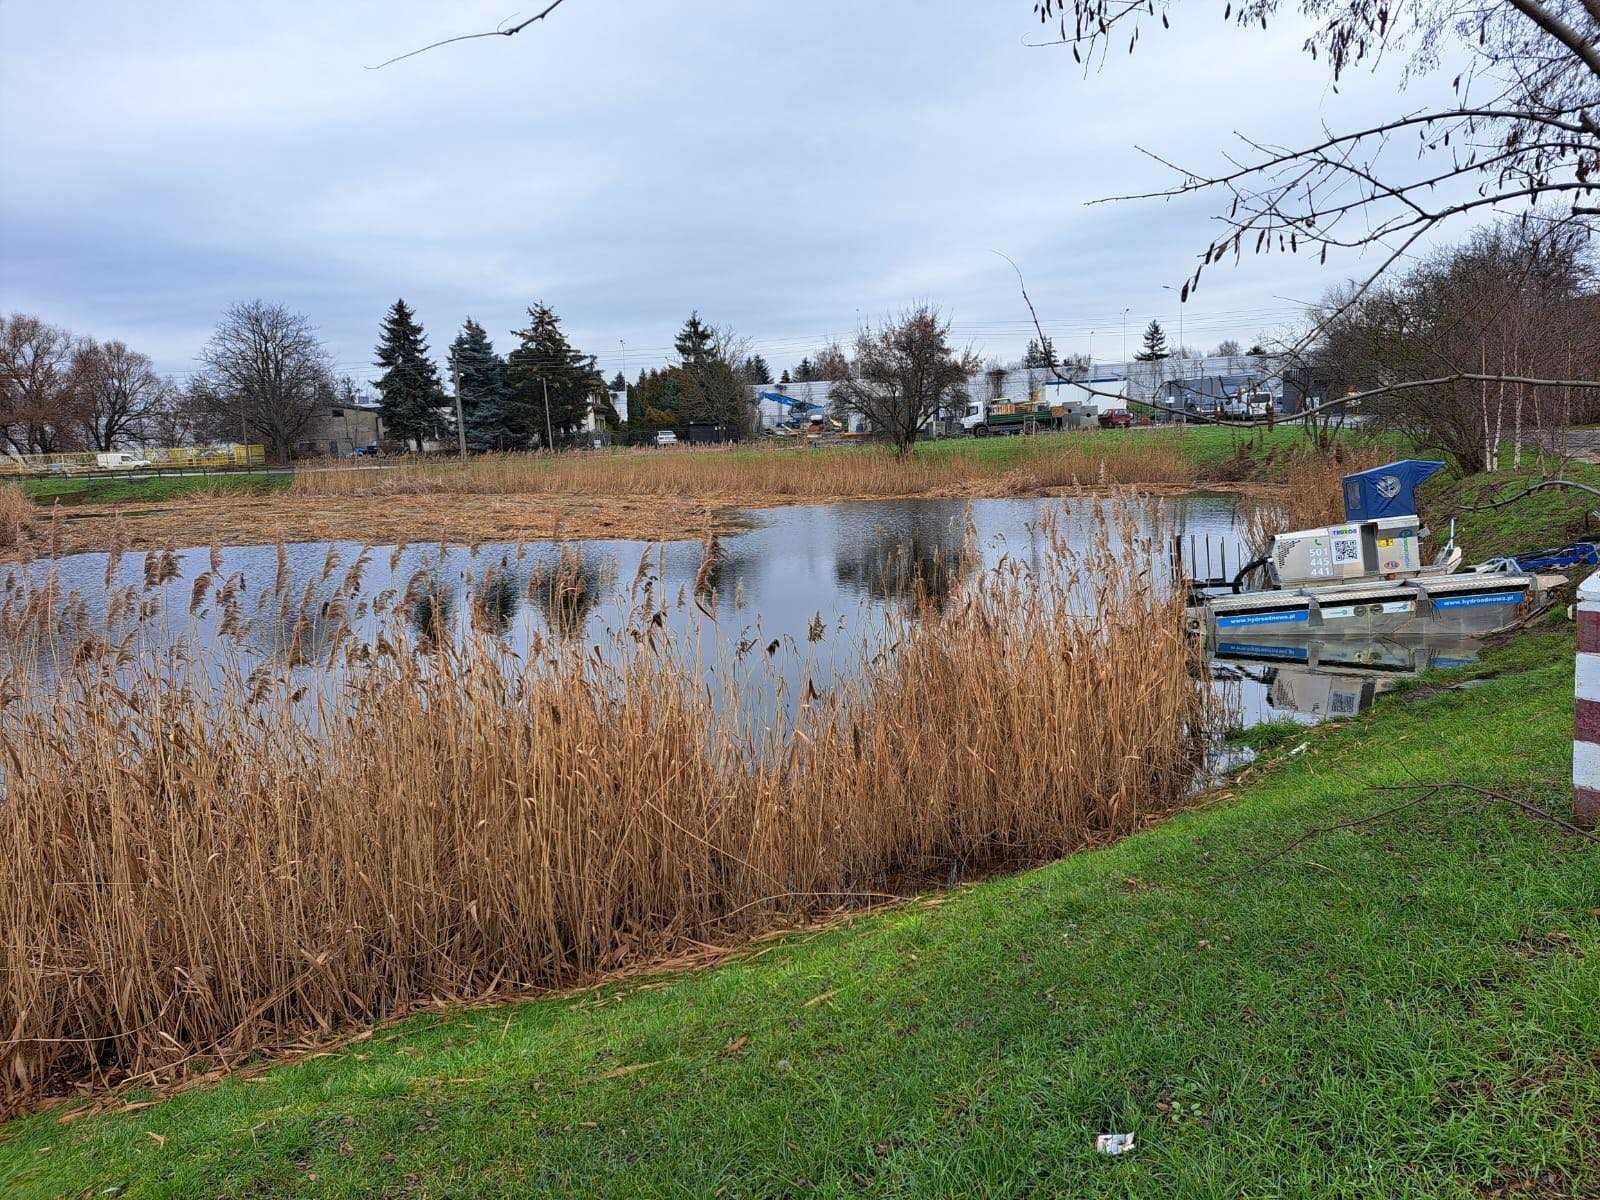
[
  {"xmin": 368, "ymin": 1, "xmax": 571, "ymax": 70},
  {"xmin": 1458, "ymin": 476, "xmax": 1600, "ymax": 510}
]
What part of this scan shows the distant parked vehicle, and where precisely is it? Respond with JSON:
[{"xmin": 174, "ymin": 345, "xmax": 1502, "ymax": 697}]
[
  {"xmin": 1097, "ymin": 410, "xmax": 1134, "ymax": 429},
  {"xmin": 95, "ymin": 451, "xmax": 153, "ymax": 469},
  {"xmin": 655, "ymin": 430, "xmax": 679, "ymax": 446},
  {"xmin": 353, "ymin": 444, "xmax": 380, "ymax": 457}
]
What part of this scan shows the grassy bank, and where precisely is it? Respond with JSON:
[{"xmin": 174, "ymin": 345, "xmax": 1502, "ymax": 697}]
[
  {"xmin": 4, "ymin": 624, "xmax": 1593, "ymax": 1198},
  {"xmin": 18, "ymin": 472, "xmax": 289, "ymax": 506},
  {"xmin": 1426, "ymin": 458, "xmax": 1600, "ymax": 563}
]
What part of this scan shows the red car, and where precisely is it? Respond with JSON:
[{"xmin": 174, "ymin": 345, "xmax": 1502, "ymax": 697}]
[{"xmin": 1098, "ymin": 410, "xmax": 1134, "ymax": 429}]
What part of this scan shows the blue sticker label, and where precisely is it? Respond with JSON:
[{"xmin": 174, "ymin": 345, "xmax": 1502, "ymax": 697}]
[
  {"xmin": 1431, "ymin": 591, "xmax": 1522, "ymax": 610},
  {"xmin": 1216, "ymin": 609, "xmax": 1311, "ymax": 628},
  {"xmin": 1216, "ymin": 642, "xmax": 1309, "ymax": 661}
]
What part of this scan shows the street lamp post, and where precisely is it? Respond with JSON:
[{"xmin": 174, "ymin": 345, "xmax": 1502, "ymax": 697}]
[{"xmin": 1161, "ymin": 285, "xmax": 1184, "ymax": 357}]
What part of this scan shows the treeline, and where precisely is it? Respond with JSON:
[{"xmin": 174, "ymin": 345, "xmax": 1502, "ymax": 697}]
[
  {"xmin": 395, "ymin": 302, "xmax": 773, "ymax": 450},
  {"xmin": 1, "ymin": 303, "xmax": 356, "ymax": 464},
  {"xmin": 0, "ymin": 299, "xmax": 783, "ymax": 464},
  {"xmin": 0, "ymin": 316, "xmax": 179, "ymax": 457},
  {"xmin": 1309, "ymin": 219, "xmax": 1600, "ymax": 472}
]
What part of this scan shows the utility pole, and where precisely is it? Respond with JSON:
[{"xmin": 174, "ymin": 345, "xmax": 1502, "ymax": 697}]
[
  {"xmin": 542, "ymin": 377, "xmax": 554, "ymax": 450},
  {"xmin": 450, "ymin": 352, "xmax": 467, "ymax": 458}
]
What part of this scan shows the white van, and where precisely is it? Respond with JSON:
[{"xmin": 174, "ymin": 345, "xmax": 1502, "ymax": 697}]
[{"xmin": 96, "ymin": 452, "xmax": 154, "ymax": 470}]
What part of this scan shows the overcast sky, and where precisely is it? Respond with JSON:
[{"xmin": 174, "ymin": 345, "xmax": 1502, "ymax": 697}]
[{"xmin": 0, "ymin": 0, "xmax": 1469, "ymax": 384}]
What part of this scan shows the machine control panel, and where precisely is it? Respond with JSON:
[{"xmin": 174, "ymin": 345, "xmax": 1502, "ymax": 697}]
[{"xmin": 1270, "ymin": 518, "xmax": 1425, "ymax": 587}]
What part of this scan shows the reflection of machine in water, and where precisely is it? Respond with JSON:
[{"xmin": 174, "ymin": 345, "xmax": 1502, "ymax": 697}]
[{"xmin": 1209, "ymin": 631, "xmax": 1483, "ymax": 719}]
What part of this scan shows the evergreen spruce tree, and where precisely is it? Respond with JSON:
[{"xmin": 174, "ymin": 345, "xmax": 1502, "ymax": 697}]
[
  {"xmin": 779, "ymin": 368, "xmax": 792, "ymax": 384},
  {"xmin": 674, "ymin": 312, "xmax": 716, "ymax": 368},
  {"xmin": 505, "ymin": 302, "xmax": 603, "ymax": 448},
  {"xmin": 609, "ymin": 371, "xmax": 627, "ymax": 392},
  {"xmin": 1135, "ymin": 320, "xmax": 1171, "ymax": 361},
  {"xmin": 374, "ymin": 299, "xmax": 447, "ymax": 450},
  {"xmin": 448, "ymin": 318, "xmax": 513, "ymax": 450},
  {"xmin": 793, "ymin": 358, "xmax": 816, "ymax": 382},
  {"xmin": 670, "ymin": 313, "xmax": 748, "ymax": 431},
  {"xmin": 740, "ymin": 354, "xmax": 772, "ymax": 384},
  {"xmin": 1023, "ymin": 336, "xmax": 1059, "ymax": 371}
]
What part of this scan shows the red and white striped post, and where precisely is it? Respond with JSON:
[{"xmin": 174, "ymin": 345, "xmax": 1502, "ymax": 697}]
[{"xmin": 1575, "ymin": 572, "xmax": 1600, "ymax": 829}]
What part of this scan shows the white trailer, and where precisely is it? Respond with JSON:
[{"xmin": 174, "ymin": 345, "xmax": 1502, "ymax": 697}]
[{"xmin": 1040, "ymin": 378, "xmax": 1128, "ymax": 417}]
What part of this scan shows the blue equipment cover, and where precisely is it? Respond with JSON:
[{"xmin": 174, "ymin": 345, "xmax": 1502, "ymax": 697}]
[
  {"xmin": 759, "ymin": 390, "xmax": 817, "ymax": 414},
  {"xmin": 1342, "ymin": 460, "xmax": 1447, "ymax": 521},
  {"xmin": 1512, "ymin": 542, "xmax": 1600, "ymax": 572}
]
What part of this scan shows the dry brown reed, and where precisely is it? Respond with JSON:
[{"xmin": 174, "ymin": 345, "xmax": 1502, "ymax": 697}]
[
  {"xmin": 0, "ymin": 482, "xmax": 30, "ymax": 550},
  {"xmin": 1238, "ymin": 442, "xmax": 1393, "ymax": 556},
  {"xmin": 0, "ymin": 516, "xmax": 1209, "ymax": 1113},
  {"xmin": 290, "ymin": 438, "xmax": 1202, "ymax": 502}
]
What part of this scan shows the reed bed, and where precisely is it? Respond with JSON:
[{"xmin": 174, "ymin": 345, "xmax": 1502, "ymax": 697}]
[
  {"xmin": 0, "ymin": 482, "xmax": 30, "ymax": 550},
  {"xmin": 0, "ymin": 515, "xmax": 1211, "ymax": 1113},
  {"xmin": 290, "ymin": 437, "xmax": 1202, "ymax": 502}
]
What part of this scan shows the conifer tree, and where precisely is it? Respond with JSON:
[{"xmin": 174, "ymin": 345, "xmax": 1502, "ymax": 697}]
[
  {"xmin": 674, "ymin": 312, "xmax": 716, "ymax": 368},
  {"xmin": 374, "ymin": 300, "xmax": 446, "ymax": 450},
  {"xmin": 1135, "ymin": 320, "xmax": 1170, "ymax": 361},
  {"xmin": 1023, "ymin": 336, "xmax": 1059, "ymax": 371},
  {"xmin": 670, "ymin": 312, "xmax": 747, "ymax": 431},
  {"xmin": 505, "ymin": 302, "xmax": 602, "ymax": 448},
  {"xmin": 448, "ymin": 318, "xmax": 513, "ymax": 450}
]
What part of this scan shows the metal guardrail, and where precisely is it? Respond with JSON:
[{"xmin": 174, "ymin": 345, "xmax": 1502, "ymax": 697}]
[{"xmin": 0, "ymin": 446, "xmax": 268, "ymax": 477}]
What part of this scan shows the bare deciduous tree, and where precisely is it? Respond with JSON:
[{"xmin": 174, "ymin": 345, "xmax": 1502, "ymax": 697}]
[
  {"xmin": 71, "ymin": 339, "xmax": 173, "ymax": 451},
  {"xmin": 827, "ymin": 307, "xmax": 981, "ymax": 457},
  {"xmin": 1032, "ymin": 0, "xmax": 1599, "ymax": 307},
  {"xmin": 197, "ymin": 302, "xmax": 334, "ymax": 464},
  {"xmin": 1312, "ymin": 219, "xmax": 1598, "ymax": 471},
  {"xmin": 0, "ymin": 314, "xmax": 85, "ymax": 456}
]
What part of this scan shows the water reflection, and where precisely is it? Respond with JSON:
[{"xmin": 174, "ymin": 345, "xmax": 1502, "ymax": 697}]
[
  {"xmin": 1209, "ymin": 627, "xmax": 1490, "ymax": 724},
  {"xmin": 7, "ymin": 495, "xmax": 1253, "ymax": 719},
  {"xmin": 831, "ymin": 498, "xmax": 974, "ymax": 608}
]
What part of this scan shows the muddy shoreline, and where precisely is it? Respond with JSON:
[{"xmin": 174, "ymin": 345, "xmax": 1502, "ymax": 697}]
[{"xmin": 2, "ymin": 480, "xmax": 1287, "ymax": 563}]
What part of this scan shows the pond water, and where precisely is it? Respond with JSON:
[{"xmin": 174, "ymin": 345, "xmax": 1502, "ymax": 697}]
[{"xmin": 6, "ymin": 494, "xmax": 1493, "ymax": 730}]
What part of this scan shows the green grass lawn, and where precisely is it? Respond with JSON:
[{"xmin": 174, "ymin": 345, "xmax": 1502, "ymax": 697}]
[
  {"xmin": 3, "ymin": 623, "xmax": 1594, "ymax": 1198},
  {"xmin": 1427, "ymin": 459, "xmax": 1600, "ymax": 563},
  {"xmin": 907, "ymin": 424, "xmax": 1332, "ymax": 474},
  {"xmin": 17, "ymin": 472, "xmax": 290, "ymax": 506}
]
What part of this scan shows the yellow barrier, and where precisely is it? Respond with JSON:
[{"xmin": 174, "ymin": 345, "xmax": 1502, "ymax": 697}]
[{"xmin": 0, "ymin": 445, "xmax": 266, "ymax": 475}]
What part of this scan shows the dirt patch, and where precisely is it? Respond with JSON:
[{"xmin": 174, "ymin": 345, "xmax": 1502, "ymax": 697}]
[{"xmin": 4, "ymin": 493, "xmax": 747, "ymax": 562}]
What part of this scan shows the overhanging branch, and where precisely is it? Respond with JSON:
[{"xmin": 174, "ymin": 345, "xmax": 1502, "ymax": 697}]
[{"xmin": 369, "ymin": 1, "xmax": 571, "ymax": 70}]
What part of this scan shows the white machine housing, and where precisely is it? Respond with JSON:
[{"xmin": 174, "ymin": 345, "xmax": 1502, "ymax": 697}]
[{"xmin": 1269, "ymin": 516, "xmax": 1425, "ymax": 588}]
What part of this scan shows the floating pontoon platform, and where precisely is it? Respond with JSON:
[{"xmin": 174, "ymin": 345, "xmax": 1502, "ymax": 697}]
[{"xmin": 1190, "ymin": 570, "xmax": 1559, "ymax": 638}]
